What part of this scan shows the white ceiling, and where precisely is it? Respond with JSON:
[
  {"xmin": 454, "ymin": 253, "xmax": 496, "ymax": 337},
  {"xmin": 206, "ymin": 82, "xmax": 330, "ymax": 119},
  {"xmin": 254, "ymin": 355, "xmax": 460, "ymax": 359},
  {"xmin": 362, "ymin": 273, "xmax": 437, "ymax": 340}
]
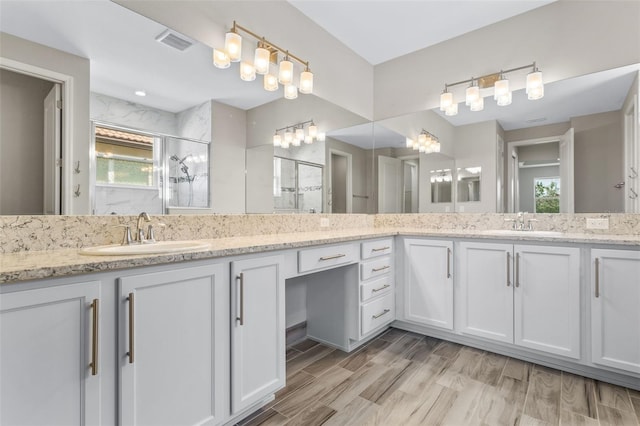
[{"xmin": 288, "ymin": 0, "xmax": 556, "ymax": 65}]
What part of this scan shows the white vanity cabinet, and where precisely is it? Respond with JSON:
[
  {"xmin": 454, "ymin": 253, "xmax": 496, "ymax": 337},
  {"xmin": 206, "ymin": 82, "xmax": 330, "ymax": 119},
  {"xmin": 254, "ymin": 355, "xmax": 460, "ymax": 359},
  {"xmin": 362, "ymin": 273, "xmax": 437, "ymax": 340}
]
[
  {"xmin": 118, "ymin": 263, "xmax": 225, "ymax": 426},
  {"xmin": 359, "ymin": 238, "xmax": 395, "ymax": 337},
  {"xmin": 458, "ymin": 242, "xmax": 580, "ymax": 359},
  {"xmin": 230, "ymin": 255, "xmax": 286, "ymax": 415},
  {"xmin": 591, "ymin": 249, "xmax": 640, "ymax": 374},
  {"xmin": 401, "ymin": 238, "xmax": 454, "ymax": 330},
  {"xmin": 0, "ymin": 280, "xmax": 102, "ymax": 426}
]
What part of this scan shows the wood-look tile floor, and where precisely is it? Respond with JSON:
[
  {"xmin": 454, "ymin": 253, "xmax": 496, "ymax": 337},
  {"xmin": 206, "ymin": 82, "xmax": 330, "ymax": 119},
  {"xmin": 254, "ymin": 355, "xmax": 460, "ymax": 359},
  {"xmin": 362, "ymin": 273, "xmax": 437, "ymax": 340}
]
[{"xmin": 237, "ymin": 328, "xmax": 640, "ymax": 426}]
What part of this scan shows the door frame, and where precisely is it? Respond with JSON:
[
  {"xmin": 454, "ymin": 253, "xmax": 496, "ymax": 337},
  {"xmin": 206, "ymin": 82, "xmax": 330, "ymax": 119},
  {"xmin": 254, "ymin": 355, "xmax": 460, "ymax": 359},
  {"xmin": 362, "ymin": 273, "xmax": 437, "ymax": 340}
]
[
  {"xmin": 327, "ymin": 149, "xmax": 352, "ymax": 213},
  {"xmin": 0, "ymin": 58, "xmax": 74, "ymax": 214}
]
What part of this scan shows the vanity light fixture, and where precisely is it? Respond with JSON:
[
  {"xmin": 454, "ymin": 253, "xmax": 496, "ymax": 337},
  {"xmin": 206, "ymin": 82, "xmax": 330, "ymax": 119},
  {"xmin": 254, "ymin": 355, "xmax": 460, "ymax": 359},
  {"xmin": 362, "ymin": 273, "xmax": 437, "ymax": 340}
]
[
  {"xmin": 214, "ymin": 21, "xmax": 314, "ymax": 100},
  {"xmin": 407, "ymin": 129, "xmax": 440, "ymax": 154},
  {"xmin": 440, "ymin": 62, "xmax": 543, "ymax": 116},
  {"xmin": 273, "ymin": 120, "xmax": 320, "ymax": 149}
]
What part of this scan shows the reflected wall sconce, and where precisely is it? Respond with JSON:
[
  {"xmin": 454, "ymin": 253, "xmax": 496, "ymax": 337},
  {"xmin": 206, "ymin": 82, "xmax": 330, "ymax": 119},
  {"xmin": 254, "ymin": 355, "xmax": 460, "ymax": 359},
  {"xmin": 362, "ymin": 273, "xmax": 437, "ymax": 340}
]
[
  {"xmin": 214, "ymin": 21, "xmax": 313, "ymax": 100},
  {"xmin": 405, "ymin": 129, "xmax": 440, "ymax": 154},
  {"xmin": 440, "ymin": 62, "xmax": 543, "ymax": 116},
  {"xmin": 273, "ymin": 120, "xmax": 325, "ymax": 149}
]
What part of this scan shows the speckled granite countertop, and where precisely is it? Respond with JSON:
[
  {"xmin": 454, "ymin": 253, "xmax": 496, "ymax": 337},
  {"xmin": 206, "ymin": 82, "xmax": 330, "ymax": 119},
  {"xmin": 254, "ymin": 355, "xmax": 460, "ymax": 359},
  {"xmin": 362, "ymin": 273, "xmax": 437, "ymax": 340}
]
[{"xmin": 1, "ymin": 228, "xmax": 638, "ymax": 284}]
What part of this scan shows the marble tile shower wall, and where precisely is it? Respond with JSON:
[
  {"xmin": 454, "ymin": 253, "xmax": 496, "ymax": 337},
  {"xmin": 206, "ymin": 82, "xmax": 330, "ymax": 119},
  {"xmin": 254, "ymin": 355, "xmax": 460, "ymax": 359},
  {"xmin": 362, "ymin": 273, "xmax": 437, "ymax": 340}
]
[{"xmin": 0, "ymin": 214, "xmax": 374, "ymax": 253}]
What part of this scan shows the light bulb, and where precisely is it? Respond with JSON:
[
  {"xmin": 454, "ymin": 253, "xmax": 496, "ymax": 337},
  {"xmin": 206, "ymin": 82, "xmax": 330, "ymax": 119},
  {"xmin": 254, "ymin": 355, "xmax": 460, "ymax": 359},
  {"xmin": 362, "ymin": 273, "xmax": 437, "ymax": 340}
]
[
  {"xmin": 445, "ymin": 103, "xmax": 458, "ymax": 116},
  {"xmin": 466, "ymin": 84, "xmax": 479, "ymax": 106},
  {"xmin": 279, "ymin": 58, "xmax": 293, "ymax": 84},
  {"xmin": 284, "ymin": 84, "xmax": 298, "ymax": 100},
  {"xmin": 254, "ymin": 46, "xmax": 270, "ymax": 75},
  {"xmin": 273, "ymin": 133, "xmax": 282, "ymax": 147},
  {"xmin": 264, "ymin": 73, "xmax": 278, "ymax": 91},
  {"xmin": 440, "ymin": 90, "xmax": 453, "ymax": 111},
  {"xmin": 418, "ymin": 133, "xmax": 427, "ymax": 145},
  {"xmin": 526, "ymin": 69, "xmax": 544, "ymax": 100},
  {"xmin": 295, "ymin": 128, "xmax": 304, "ymax": 140},
  {"xmin": 308, "ymin": 124, "xmax": 318, "ymax": 138},
  {"xmin": 213, "ymin": 48, "xmax": 230, "ymax": 69},
  {"xmin": 224, "ymin": 31, "xmax": 242, "ymax": 62},
  {"xmin": 299, "ymin": 69, "xmax": 313, "ymax": 94},
  {"xmin": 240, "ymin": 62, "xmax": 256, "ymax": 81}
]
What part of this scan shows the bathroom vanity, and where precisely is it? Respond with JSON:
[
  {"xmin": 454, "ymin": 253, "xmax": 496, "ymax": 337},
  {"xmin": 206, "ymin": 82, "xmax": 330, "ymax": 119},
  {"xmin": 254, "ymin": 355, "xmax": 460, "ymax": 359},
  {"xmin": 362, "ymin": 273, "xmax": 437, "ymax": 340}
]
[{"xmin": 1, "ymin": 228, "xmax": 638, "ymax": 426}]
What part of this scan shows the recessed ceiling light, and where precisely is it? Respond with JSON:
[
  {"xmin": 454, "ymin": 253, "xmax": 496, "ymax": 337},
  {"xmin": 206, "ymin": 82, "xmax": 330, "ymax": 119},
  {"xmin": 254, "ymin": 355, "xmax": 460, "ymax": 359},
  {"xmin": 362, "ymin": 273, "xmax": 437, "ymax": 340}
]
[{"xmin": 134, "ymin": 90, "xmax": 146, "ymax": 97}]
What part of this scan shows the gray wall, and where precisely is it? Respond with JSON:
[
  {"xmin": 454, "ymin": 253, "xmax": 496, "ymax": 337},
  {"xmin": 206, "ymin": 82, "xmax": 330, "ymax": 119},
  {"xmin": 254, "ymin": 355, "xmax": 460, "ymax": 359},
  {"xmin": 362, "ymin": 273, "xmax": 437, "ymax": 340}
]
[{"xmin": 0, "ymin": 69, "xmax": 54, "ymax": 214}]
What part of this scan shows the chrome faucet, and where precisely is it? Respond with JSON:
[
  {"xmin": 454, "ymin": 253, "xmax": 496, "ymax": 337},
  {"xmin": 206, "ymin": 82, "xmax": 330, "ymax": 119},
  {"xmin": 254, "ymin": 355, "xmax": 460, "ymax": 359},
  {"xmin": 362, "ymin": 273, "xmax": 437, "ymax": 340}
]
[
  {"xmin": 505, "ymin": 212, "xmax": 537, "ymax": 231},
  {"xmin": 135, "ymin": 212, "xmax": 151, "ymax": 242}
]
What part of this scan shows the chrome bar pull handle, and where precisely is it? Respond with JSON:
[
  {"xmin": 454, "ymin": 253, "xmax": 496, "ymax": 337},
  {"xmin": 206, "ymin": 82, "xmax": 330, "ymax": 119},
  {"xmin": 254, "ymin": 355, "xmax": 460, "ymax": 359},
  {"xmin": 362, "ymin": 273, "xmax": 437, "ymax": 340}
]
[
  {"xmin": 372, "ymin": 265, "xmax": 390, "ymax": 272},
  {"xmin": 515, "ymin": 253, "xmax": 521, "ymax": 288},
  {"xmin": 372, "ymin": 284, "xmax": 391, "ymax": 293},
  {"xmin": 127, "ymin": 293, "xmax": 134, "ymax": 364},
  {"xmin": 319, "ymin": 254, "xmax": 346, "ymax": 261},
  {"xmin": 371, "ymin": 246, "xmax": 390, "ymax": 252},
  {"xmin": 447, "ymin": 247, "xmax": 452, "ymax": 279},
  {"xmin": 236, "ymin": 273, "xmax": 244, "ymax": 325},
  {"xmin": 595, "ymin": 258, "xmax": 600, "ymax": 298},
  {"xmin": 372, "ymin": 309, "xmax": 391, "ymax": 319},
  {"xmin": 90, "ymin": 299, "xmax": 99, "ymax": 375},
  {"xmin": 507, "ymin": 252, "xmax": 511, "ymax": 287}
]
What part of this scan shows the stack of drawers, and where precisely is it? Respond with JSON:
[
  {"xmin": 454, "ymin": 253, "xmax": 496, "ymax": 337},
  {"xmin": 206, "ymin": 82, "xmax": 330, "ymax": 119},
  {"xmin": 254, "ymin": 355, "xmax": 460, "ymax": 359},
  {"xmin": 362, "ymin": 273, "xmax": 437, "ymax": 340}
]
[{"xmin": 359, "ymin": 238, "xmax": 394, "ymax": 337}]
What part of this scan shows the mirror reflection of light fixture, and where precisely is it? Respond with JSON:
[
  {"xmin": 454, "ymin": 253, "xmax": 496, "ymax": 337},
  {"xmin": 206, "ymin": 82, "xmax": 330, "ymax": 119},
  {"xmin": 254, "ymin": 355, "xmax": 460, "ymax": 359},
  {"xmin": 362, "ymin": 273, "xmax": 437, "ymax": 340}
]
[
  {"xmin": 407, "ymin": 129, "xmax": 440, "ymax": 154},
  {"xmin": 272, "ymin": 120, "xmax": 321, "ymax": 149},
  {"xmin": 213, "ymin": 21, "xmax": 314, "ymax": 100},
  {"xmin": 439, "ymin": 62, "xmax": 543, "ymax": 116}
]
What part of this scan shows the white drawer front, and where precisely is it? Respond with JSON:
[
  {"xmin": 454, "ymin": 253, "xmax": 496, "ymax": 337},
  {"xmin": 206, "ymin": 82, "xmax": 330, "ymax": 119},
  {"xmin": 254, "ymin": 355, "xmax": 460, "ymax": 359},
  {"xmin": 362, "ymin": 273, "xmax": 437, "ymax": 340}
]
[
  {"xmin": 361, "ymin": 276, "xmax": 393, "ymax": 303},
  {"xmin": 361, "ymin": 238, "xmax": 393, "ymax": 260},
  {"xmin": 298, "ymin": 243, "xmax": 358, "ymax": 274},
  {"xmin": 361, "ymin": 292, "xmax": 394, "ymax": 336},
  {"xmin": 361, "ymin": 257, "xmax": 392, "ymax": 281}
]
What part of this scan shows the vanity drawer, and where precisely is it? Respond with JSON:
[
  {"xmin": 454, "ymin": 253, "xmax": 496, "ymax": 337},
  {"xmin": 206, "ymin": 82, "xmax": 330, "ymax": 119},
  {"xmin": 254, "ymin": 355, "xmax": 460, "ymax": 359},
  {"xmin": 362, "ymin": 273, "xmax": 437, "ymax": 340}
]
[
  {"xmin": 298, "ymin": 243, "xmax": 357, "ymax": 274},
  {"xmin": 361, "ymin": 276, "xmax": 393, "ymax": 303},
  {"xmin": 361, "ymin": 292, "xmax": 394, "ymax": 336},
  {"xmin": 360, "ymin": 257, "xmax": 392, "ymax": 281},
  {"xmin": 361, "ymin": 238, "xmax": 393, "ymax": 260}
]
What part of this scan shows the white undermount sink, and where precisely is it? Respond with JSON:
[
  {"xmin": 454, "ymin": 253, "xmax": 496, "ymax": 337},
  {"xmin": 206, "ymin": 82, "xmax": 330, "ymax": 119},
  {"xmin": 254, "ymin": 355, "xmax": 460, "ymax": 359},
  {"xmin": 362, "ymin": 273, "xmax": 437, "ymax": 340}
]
[
  {"xmin": 480, "ymin": 229, "xmax": 565, "ymax": 237},
  {"xmin": 79, "ymin": 240, "xmax": 211, "ymax": 256}
]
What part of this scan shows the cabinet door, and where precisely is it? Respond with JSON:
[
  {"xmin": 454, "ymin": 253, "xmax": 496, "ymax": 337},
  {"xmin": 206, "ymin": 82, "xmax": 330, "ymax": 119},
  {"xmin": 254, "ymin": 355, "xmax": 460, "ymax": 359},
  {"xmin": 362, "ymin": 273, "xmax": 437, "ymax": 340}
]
[
  {"xmin": 403, "ymin": 239, "xmax": 453, "ymax": 330},
  {"xmin": 591, "ymin": 249, "xmax": 640, "ymax": 373},
  {"xmin": 231, "ymin": 255, "xmax": 285, "ymax": 414},
  {"xmin": 514, "ymin": 245, "xmax": 580, "ymax": 359},
  {"xmin": 119, "ymin": 264, "xmax": 224, "ymax": 426},
  {"xmin": 459, "ymin": 242, "xmax": 513, "ymax": 343},
  {"xmin": 1, "ymin": 281, "xmax": 101, "ymax": 426}
]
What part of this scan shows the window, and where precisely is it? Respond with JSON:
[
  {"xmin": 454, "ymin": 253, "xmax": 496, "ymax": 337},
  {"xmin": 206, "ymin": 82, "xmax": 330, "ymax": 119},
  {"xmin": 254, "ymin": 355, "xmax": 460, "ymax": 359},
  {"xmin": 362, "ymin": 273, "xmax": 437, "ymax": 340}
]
[
  {"xmin": 95, "ymin": 126, "xmax": 156, "ymax": 187},
  {"xmin": 534, "ymin": 177, "xmax": 560, "ymax": 213}
]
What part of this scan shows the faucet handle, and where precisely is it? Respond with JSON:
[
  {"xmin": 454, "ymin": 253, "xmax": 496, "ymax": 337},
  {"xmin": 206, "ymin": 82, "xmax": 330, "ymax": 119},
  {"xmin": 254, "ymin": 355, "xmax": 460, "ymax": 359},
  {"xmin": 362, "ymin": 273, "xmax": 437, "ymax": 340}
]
[
  {"xmin": 527, "ymin": 218, "xmax": 538, "ymax": 231},
  {"xmin": 146, "ymin": 223, "xmax": 166, "ymax": 243},
  {"xmin": 113, "ymin": 225, "xmax": 133, "ymax": 245}
]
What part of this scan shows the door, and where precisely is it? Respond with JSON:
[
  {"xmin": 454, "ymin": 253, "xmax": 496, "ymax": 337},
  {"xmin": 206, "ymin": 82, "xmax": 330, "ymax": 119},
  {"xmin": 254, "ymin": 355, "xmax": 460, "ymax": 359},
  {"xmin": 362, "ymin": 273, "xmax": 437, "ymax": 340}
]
[
  {"xmin": 459, "ymin": 241, "xmax": 513, "ymax": 343},
  {"xmin": 514, "ymin": 245, "xmax": 580, "ymax": 358},
  {"xmin": 403, "ymin": 239, "xmax": 453, "ymax": 330},
  {"xmin": 231, "ymin": 255, "xmax": 285, "ymax": 414},
  {"xmin": 1, "ymin": 281, "xmax": 101, "ymax": 426},
  {"xmin": 378, "ymin": 155, "xmax": 402, "ymax": 213},
  {"xmin": 559, "ymin": 127, "xmax": 575, "ymax": 213},
  {"xmin": 508, "ymin": 148, "xmax": 519, "ymax": 213},
  {"xmin": 43, "ymin": 83, "xmax": 62, "ymax": 215},
  {"xmin": 119, "ymin": 264, "xmax": 224, "ymax": 426},
  {"xmin": 591, "ymin": 249, "xmax": 640, "ymax": 373},
  {"xmin": 330, "ymin": 152, "xmax": 351, "ymax": 213}
]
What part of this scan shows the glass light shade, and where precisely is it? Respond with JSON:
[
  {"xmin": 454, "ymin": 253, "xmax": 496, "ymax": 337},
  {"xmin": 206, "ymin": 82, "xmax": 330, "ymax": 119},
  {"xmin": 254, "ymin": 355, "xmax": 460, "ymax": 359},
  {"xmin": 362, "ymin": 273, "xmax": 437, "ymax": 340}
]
[
  {"xmin": 264, "ymin": 73, "xmax": 279, "ymax": 91},
  {"xmin": 240, "ymin": 62, "xmax": 256, "ymax": 81},
  {"xmin": 254, "ymin": 47, "xmax": 270, "ymax": 75},
  {"xmin": 299, "ymin": 70, "xmax": 313, "ymax": 94},
  {"xmin": 280, "ymin": 139, "xmax": 290, "ymax": 149},
  {"xmin": 317, "ymin": 133, "xmax": 326, "ymax": 142},
  {"xmin": 494, "ymin": 78, "xmax": 509, "ymax": 100},
  {"xmin": 284, "ymin": 84, "xmax": 298, "ymax": 100},
  {"xmin": 224, "ymin": 31, "xmax": 242, "ymax": 62},
  {"xmin": 470, "ymin": 97, "xmax": 484, "ymax": 112},
  {"xmin": 434, "ymin": 142, "xmax": 441, "ymax": 153},
  {"xmin": 273, "ymin": 134, "xmax": 282, "ymax": 147},
  {"xmin": 526, "ymin": 70, "xmax": 544, "ymax": 100},
  {"xmin": 308, "ymin": 124, "xmax": 318, "ymax": 138},
  {"xmin": 292, "ymin": 138, "xmax": 301, "ymax": 147},
  {"xmin": 406, "ymin": 138, "xmax": 414, "ymax": 148},
  {"xmin": 418, "ymin": 145, "xmax": 426, "ymax": 153},
  {"xmin": 445, "ymin": 103, "xmax": 458, "ymax": 116},
  {"xmin": 278, "ymin": 59, "xmax": 293, "ymax": 84},
  {"xmin": 466, "ymin": 85, "xmax": 480, "ymax": 106},
  {"xmin": 295, "ymin": 128, "xmax": 305, "ymax": 140},
  {"xmin": 284, "ymin": 130, "xmax": 293, "ymax": 143},
  {"xmin": 213, "ymin": 49, "xmax": 230, "ymax": 69},
  {"xmin": 304, "ymin": 135, "xmax": 313, "ymax": 144},
  {"xmin": 425, "ymin": 145, "xmax": 434, "ymax": 154},
  {"xmin": 496, "ymin": 91, "xmax": 512, "ymax": 106},
  {"xmin": 440, "ymin": 91, "xmax": 453, "ymax": 111},
  {"xmin": 418, "ymin": 133, "xmax": 427, "ymax": 145},
  {"xmin": 412, "ymin": 141, "xmax": 420, "ymax": 151}
]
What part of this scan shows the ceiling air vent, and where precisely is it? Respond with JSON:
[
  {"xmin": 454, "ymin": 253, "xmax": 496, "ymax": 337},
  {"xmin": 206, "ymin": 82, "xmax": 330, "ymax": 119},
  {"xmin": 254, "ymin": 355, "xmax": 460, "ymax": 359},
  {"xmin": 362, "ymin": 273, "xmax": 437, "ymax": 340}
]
[{"xmin": 155, "ymin": 29, "xmax": 194, "ymax": 51}]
